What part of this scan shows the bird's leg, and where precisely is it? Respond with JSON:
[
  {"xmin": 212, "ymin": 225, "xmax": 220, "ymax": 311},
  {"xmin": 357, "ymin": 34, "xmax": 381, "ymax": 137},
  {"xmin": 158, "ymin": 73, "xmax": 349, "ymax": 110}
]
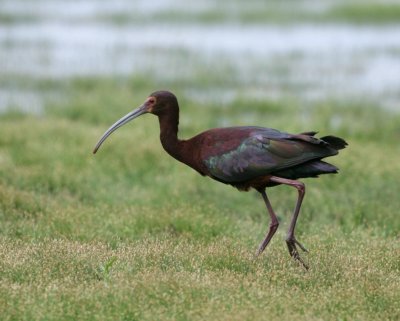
[
  {"xmin": 255, "ymin": 189, "xmax": 279, "ymax": 257},
  {"xmin": 270, "ymin": 176, "xmax": 309, "ymax": 270}
]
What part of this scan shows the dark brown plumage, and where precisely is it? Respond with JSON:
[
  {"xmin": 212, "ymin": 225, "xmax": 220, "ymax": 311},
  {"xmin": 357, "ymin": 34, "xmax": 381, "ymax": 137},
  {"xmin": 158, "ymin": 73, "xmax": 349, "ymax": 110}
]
[{"xmin": 93, "ymin": 90, "xmax": 347, "ymax": 269}]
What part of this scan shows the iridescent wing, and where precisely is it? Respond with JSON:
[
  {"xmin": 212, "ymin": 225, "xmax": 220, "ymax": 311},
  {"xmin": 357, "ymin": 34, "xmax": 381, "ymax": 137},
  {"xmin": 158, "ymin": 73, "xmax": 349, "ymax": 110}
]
[{"xmin": 203, "ymin": 128, "xmax": 337, "ymax": 183}]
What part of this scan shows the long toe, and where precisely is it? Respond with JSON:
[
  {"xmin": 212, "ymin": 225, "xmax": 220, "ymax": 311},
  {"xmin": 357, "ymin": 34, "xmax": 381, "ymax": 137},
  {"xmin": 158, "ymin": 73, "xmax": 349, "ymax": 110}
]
[
  {"xmin": 293, "ymin": 238, "xmax": 308, "ymax": 253},
  {"xmin": 286, "ymin": 239, "xmax": 309, "ymax": 270}
]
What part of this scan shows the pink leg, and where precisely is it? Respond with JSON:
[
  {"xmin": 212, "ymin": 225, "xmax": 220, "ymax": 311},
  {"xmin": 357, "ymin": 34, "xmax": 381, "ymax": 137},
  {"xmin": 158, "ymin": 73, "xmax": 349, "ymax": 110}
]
[
  {"xmin": 270, "ymin": 176, "xmax": 309, "ymax": 270},
  {"xmin": 255, "ymin": 189, "xmax": 279, "ymax": 257}
]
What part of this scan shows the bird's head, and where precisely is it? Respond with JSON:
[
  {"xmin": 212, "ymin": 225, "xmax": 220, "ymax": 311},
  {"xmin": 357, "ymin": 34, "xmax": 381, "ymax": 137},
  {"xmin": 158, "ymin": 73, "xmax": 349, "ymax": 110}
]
[
  {"xmin": 93, "ymin": 90, "xmax": 177, "ymax": 154},
  {"xmin": 147, "ymin": 90, "xmax": 178, "ymax": 116}
]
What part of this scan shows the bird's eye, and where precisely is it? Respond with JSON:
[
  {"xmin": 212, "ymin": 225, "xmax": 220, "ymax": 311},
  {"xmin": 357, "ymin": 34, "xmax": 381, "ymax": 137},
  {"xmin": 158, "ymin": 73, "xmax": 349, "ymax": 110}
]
[{"xmin": 148, "ymin": 98, "xmax": 155, "ymax": 104}]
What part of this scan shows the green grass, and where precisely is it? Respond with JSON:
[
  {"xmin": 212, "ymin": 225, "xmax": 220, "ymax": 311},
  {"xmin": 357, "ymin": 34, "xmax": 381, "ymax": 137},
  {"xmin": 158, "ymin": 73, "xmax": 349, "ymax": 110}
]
[
  {"xmin": 0, "ymin": 76, "xmax": 399, "ymax": 320},
  {"xmin": 1, "ymin": 235, "xmax": 398, "ymax": 321}
]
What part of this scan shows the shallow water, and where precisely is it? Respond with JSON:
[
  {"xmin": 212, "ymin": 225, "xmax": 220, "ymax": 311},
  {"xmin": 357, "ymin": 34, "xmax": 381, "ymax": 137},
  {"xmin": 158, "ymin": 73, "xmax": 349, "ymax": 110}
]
[{"xmin": 1, "ymin": 0, "xmax": 400, "ymax": 112}]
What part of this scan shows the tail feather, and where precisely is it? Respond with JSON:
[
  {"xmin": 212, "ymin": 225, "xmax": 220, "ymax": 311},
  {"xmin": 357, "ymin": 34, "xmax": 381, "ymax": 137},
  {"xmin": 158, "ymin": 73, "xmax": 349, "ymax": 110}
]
[
  {"xmin": 307, "ymin": 160, "xmax": 339, "ymax": 174},
  {"xmin": 321, "ymin": 135, "xmax": 348, "ymax": 150}
]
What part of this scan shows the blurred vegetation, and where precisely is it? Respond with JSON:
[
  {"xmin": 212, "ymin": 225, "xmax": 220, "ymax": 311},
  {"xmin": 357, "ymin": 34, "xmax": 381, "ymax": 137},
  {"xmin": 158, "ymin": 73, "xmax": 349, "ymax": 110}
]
[
  {"xmin": 329, "ymin": 2, "xmax": 400, "ymax": 24},
  {"xmin": 2, "ymin": 1, "xmax": 400, "ymax": 25},
  {"xmin": 96, "ymin": 1, "xmax": 400, "ymax": 25}
]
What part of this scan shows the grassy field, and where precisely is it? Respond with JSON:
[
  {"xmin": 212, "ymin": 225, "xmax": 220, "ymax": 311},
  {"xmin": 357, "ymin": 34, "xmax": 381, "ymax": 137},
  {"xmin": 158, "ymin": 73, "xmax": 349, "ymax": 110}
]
[
  {"xmin": 0, "ymin": 76, "xmax": 399, "ymax": 321},
  {"xmin": 1, "ymin": 0, "xmax": 400, "ymax": 319}
]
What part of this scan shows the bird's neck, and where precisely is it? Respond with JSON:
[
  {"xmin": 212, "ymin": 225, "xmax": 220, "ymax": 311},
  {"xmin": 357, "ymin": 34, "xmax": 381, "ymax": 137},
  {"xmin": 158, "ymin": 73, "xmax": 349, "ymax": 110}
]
[
  {"xmin": 157, "ymin": 108, "xmax": 206, "ymax": 176},
  {"xmin": 158, "ymin": 110, "xmax": 185, "ymax": 161}
]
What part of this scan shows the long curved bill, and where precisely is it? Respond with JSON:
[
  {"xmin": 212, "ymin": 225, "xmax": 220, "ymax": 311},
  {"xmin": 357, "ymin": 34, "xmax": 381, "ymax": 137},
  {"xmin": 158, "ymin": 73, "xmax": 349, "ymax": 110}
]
[{"xmin": 93, "ymin": 103, "xmax": 148, "ymax": 154}]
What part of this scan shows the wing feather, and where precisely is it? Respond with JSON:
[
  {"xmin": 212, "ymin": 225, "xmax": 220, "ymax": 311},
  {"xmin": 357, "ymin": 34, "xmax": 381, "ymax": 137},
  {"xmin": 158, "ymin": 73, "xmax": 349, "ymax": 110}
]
[{"xmin": 203, "ymin": 129, "xmax": 337, "ymax": 183}]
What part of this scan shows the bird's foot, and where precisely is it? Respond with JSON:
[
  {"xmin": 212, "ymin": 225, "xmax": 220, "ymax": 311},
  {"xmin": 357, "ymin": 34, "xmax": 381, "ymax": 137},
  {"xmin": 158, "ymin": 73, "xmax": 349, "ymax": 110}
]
[{"xmin": 286, "ymin": 237, "xmax": 309, "ymax": 270}]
